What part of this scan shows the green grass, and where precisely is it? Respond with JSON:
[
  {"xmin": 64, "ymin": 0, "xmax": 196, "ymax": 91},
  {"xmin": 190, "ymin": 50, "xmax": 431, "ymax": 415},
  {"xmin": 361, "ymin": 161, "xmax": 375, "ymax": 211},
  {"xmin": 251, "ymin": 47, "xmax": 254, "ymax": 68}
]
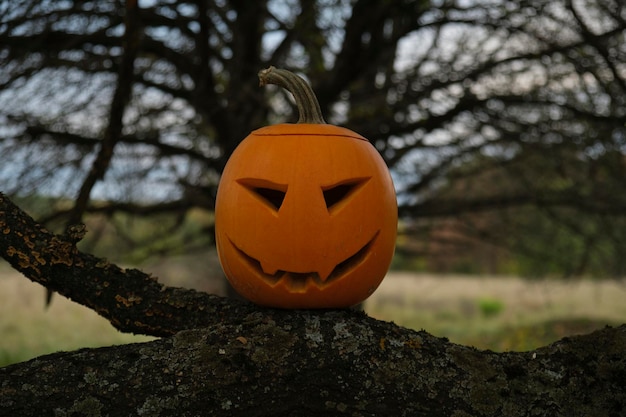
[
  {"xmin": 365, "ymin": 272, "xmax": 626, "ymax": 351},
  {"xmin": 463, "ymin": 318, "xmax": 613, "ymax": 352},
  {"xmin": 0, "ymin": 268, "xmax": 154, "ymax": 367}
]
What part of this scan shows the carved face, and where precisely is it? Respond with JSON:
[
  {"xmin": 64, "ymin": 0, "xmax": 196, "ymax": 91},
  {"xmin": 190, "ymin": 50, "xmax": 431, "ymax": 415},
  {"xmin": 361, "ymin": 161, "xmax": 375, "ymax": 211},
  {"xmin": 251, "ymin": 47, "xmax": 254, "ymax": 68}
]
[{"xmin": 215, "ymin": 124, "xmax": 397, "ymax": 309}]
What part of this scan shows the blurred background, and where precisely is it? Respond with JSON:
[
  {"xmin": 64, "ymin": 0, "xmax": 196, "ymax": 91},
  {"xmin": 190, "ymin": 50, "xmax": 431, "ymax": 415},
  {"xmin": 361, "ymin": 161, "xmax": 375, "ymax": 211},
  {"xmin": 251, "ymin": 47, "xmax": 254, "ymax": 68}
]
[{"xmin": 1, "ymin": 0, "xmax": 626, "ymax": 365}]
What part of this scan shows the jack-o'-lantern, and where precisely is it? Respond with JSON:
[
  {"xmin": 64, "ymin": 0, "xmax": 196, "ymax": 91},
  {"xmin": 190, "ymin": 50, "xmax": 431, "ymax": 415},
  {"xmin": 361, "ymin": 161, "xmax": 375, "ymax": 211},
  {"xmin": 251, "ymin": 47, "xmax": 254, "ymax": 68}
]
[{"xmin": 215, "ymin": 67, "xmax": 397, "ymax": 309}]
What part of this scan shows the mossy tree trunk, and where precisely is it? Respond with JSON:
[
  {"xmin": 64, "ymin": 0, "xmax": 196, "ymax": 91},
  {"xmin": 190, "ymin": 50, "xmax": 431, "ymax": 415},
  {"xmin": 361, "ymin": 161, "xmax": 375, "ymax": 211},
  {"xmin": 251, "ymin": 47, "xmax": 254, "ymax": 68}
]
[{"xmin": 1, "ymin": 193, "xmax": 625, "ymax": 416}]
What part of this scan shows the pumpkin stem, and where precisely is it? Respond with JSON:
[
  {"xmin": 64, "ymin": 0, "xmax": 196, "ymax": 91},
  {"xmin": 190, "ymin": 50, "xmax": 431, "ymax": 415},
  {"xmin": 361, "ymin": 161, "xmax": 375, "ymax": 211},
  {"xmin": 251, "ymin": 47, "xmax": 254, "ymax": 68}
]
[{"xmin": 258, "ymin": 66, "xmax": 326, "ymax": 124}]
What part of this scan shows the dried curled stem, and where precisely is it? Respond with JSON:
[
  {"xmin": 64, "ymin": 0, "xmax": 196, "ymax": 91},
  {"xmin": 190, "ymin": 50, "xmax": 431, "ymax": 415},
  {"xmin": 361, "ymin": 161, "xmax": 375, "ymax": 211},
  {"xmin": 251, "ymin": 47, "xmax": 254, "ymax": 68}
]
[{"xmin": 258, "ymin": 66, "xmax": 326, "ymax": 124}]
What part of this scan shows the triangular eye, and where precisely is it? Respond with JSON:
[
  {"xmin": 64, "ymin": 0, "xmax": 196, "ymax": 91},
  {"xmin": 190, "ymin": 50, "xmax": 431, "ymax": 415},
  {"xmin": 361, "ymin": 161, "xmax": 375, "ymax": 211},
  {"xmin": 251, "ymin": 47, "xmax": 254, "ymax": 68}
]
[
  {"xmin": 254, "ymin": 187, "xmax": 286, "ymax": 210},
  {"xmin": 322, "ymin": 178, "xmax": 370, "ymax": 211},
  {"xmin": 238, "ymin": 179, "xmax": 287, "ymax": 211}
]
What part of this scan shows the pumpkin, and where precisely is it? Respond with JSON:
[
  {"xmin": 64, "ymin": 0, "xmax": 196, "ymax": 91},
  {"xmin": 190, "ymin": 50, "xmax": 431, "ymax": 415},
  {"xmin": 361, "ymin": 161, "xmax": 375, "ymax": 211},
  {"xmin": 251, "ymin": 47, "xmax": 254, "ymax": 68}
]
[{"xmin": 214, "ymin": 67, "xmax": 397, "ymax": 309}]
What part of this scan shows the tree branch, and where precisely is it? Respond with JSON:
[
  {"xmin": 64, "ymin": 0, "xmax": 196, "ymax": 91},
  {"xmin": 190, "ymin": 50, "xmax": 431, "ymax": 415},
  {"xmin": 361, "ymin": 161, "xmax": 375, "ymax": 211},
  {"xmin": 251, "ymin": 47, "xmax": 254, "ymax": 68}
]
[
  {"xmin": 0, "ymin": 309, "xmax": 624, "ymax": 416},
  {"xmin": 1, "ymin": 191, "xmax": 626, "ymax": 415},
  {"xmin": 66, "ymin": 0, "xmax": 142, "ymax": 228},
  {"xmin": 0, "ymin": 192, "xmax": 254, "ymax": 337}
]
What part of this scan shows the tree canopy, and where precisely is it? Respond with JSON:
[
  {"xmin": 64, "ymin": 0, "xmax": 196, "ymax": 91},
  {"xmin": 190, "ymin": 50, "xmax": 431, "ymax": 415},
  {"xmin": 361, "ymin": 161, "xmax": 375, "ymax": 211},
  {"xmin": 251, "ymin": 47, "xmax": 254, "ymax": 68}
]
[{"xmin": 1, "ymin": 0, "xmax": 626, "ymax": 273}]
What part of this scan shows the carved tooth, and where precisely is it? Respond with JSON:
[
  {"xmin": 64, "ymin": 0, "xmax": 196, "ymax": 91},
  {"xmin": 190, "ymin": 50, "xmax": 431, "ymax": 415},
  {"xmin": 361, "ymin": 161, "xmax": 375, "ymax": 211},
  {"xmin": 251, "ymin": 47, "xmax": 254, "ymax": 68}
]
[
  {"xmin": 317, "ymin": 265, "xmax": 335, "ymax": 282},
  {"xmin": 260, "ymin": 261, "xmax": 279, "ymax": 276}
]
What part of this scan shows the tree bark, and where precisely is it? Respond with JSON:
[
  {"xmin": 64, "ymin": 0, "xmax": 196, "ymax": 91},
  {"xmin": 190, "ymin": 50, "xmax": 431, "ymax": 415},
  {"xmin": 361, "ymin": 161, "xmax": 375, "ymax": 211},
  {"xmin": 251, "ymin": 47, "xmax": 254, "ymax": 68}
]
[
  {"xmin": 1, "ymin": 315, "xmax": 624, "ymax": 416},
  {"xmin": 1, "ymin": 193, "xmax": 625, "ymax": 416}
]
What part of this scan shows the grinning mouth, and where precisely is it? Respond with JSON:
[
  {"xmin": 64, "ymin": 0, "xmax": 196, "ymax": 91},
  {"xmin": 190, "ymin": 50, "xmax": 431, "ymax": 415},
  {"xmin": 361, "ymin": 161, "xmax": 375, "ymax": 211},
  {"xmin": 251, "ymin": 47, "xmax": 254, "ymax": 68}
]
[{"xmin": 230, "ymin": 232, "xmax": 379, "ymax": 290}]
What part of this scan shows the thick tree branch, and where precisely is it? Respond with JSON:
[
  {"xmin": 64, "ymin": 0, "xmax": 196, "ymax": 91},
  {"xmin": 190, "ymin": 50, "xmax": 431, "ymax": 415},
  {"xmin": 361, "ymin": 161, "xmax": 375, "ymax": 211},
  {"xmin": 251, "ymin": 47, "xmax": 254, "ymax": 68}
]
[
  {"xmin": 0, "ymin": 310, "xmax": 624, "ymax": 416},
  {"xmin": 0, "ymin": 192, "xmax": 254, "ymax": 337},
  {"xmin": 1, "ymin": 190, "xmax": 626, "ymax": 415}
]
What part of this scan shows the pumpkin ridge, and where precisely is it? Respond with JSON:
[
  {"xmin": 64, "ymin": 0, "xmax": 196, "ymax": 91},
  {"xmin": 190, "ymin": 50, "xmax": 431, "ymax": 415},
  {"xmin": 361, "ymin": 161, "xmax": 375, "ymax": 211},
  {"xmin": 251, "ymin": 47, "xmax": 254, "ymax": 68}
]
[
  {"xmin": 252, "ymin": 132, "xmax": 369, "ymax": 142},
  {"xmin": 252, "ymin": 123, "xmax": 367, "ymax": 141}
]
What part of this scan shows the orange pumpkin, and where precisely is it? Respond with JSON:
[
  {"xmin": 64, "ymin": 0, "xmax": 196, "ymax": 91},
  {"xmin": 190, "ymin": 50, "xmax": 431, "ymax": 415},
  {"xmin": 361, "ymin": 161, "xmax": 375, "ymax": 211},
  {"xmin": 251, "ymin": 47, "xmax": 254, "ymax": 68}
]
[{"xmin": 215, "ymin": 67, "xmax": 397, "ymax": 309}]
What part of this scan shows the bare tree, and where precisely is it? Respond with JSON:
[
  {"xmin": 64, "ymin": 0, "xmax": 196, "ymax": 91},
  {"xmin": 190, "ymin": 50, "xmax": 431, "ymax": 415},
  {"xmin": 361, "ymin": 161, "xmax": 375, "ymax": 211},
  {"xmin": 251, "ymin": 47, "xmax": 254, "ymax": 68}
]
[
  {"xmin": 1, "ymin": 1, "xmax": 626, "ymax": 414},
  {"xmin": 1, "ymin": 0, "xmax": 625, "ymax": 274}
]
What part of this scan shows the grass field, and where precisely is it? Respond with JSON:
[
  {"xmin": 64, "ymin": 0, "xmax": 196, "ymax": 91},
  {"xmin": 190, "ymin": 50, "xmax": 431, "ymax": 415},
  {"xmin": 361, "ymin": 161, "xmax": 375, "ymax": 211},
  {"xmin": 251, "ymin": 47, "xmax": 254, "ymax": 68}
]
[
  {"xmin": 0, "ymin": 267, "xmax": 154, "ymax": 367},
  {"xmin": 1, "ymin": 264, "xmax": 625, "ymax": 367},
  {"xmin": 367, "ymin": 272, "xmax": 626, "ymax": 351}
]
